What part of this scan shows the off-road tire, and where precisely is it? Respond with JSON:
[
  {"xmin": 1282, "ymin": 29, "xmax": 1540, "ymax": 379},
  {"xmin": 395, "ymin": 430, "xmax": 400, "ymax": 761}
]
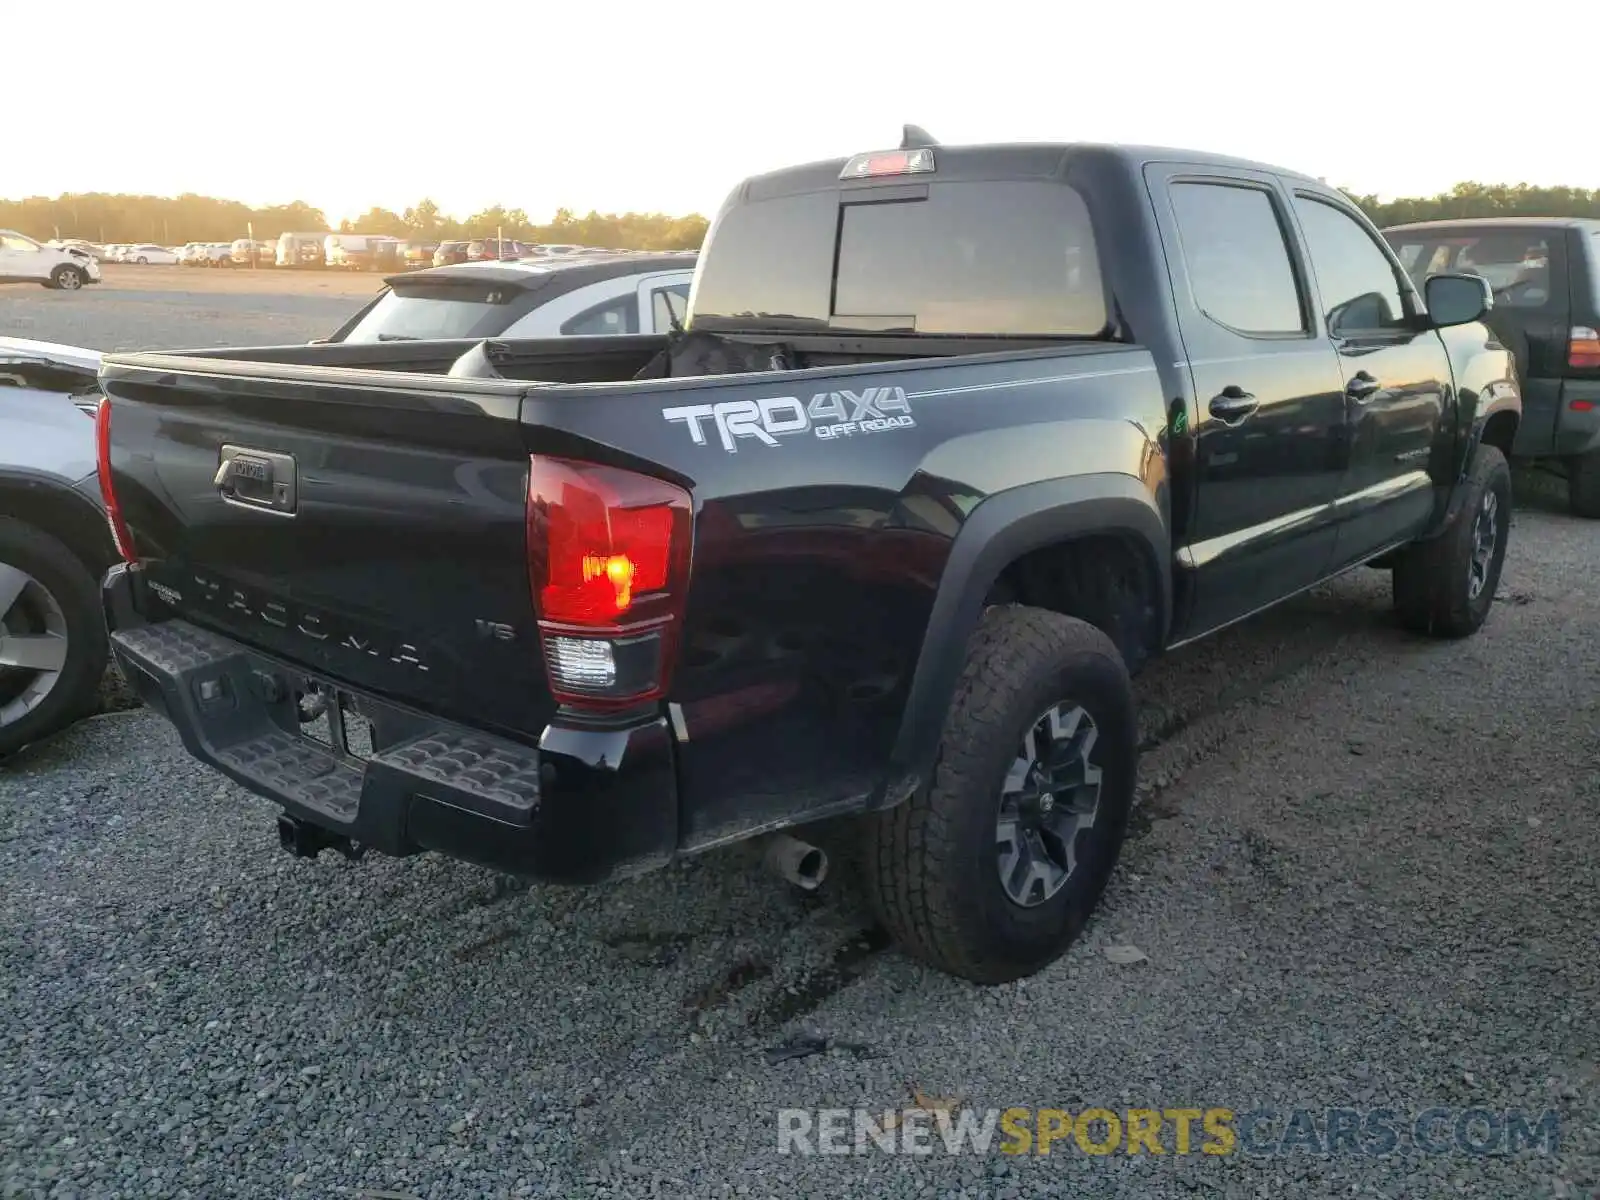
[
  {"xmin": 1392, "ymin": 444, "xmax": 1511, "ymax": 638},
  {"xmin": 1567, "ymin": 448, "xmax": 1600, "ymax": 519},
  {"xmin": 860, "ymin": 606, "xmax": 1138, "ymax": 984},
  {"xmin": 46, "ymin": 265, "xmax": 85, "ymax": 291},
  {"xmin": 0, "ymin": 519, "xmax": 108, "ymax": 757}
]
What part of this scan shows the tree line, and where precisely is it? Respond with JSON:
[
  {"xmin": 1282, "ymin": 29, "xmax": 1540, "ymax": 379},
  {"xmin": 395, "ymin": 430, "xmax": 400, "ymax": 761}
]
[
  {"xmin": 1346, "ymin": 182, "xmax": 1600, "ymax": 227},
  {"xmin": 0, "ymin": 193, "xmax": 709, "ymax": 251},
  {"xmin": 4, "ymin": 180, "xmax": 1598, "ymax": 252}
]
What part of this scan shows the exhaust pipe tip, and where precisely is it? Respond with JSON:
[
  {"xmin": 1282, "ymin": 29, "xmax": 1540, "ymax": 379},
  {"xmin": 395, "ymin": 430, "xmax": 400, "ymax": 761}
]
[{"xmin": 764, "ymin": 833, "xmax": 829, "ymax": 891}]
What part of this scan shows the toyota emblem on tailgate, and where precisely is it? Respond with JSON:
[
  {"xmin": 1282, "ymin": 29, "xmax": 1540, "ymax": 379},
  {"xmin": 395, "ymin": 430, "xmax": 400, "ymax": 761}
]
[{"xmin": 215, "ymin": 445, "xmax": 298, "ymax": 515}]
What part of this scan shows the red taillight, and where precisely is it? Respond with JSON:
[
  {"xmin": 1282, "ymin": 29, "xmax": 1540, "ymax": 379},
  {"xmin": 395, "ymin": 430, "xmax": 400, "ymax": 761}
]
[
  {"xmin": 94, "ymin": 397, "xmax": 138, "ymax": 564},
  {"xmin": 1570, "ymin": 326, "xmax": 1600, "ymax": 370},
  {"xmin": 526, "ymin": 455, "xmax": 692, "ymax": 709}
]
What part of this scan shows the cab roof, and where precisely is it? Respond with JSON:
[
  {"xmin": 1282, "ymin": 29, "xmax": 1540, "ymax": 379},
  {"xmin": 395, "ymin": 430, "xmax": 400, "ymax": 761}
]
[{"xmin": 734, "ymin": 140, "xmax": 1324, "ymax": 203}]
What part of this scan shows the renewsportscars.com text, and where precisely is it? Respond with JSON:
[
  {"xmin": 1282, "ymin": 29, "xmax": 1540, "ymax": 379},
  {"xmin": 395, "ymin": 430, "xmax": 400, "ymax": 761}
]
[{"xmin": 777, "ymin": 1106, "xmax": 1562, "ymax": 1158}]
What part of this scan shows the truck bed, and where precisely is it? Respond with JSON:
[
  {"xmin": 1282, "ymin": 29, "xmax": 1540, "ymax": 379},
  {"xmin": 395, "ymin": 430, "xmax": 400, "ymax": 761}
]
[{"xmin": 97, "ymin": 330, "xmax": 1169, "ymax": 869}]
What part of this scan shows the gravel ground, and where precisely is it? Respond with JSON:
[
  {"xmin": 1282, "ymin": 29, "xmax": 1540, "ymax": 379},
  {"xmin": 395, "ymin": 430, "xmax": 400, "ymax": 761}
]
[
  {"xmin": 3, "ymin": 477, "xmax": 1595, "ymax": 1199},
  {"xmin": 0, "ymin": 265, "xmax": 378, "ymax": 351}
]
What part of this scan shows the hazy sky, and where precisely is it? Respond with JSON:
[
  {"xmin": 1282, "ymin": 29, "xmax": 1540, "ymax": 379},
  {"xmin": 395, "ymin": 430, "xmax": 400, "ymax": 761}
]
[{"xmin": 13, "ymin": 0, "xmax": 1591, "ymax": 224}]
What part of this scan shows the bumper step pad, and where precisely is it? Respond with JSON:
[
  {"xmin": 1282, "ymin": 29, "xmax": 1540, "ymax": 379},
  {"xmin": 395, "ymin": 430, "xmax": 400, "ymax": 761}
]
[{"xmin": 109, "ymin": 620, "xmax": 540, "ymax": 851}]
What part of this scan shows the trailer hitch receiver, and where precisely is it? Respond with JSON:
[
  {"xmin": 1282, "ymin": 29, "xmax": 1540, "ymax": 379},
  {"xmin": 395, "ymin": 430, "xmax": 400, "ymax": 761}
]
[{"xmin": 276, "ymin": 814, "xmax": 364, "ymax": 861}]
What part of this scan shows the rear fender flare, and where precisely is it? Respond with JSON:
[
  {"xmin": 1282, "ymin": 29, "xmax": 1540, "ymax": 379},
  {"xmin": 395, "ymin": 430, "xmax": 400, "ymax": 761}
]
[{"xmin": 881, "ymin": 473, "xmax": 1170, "ymax": 804}]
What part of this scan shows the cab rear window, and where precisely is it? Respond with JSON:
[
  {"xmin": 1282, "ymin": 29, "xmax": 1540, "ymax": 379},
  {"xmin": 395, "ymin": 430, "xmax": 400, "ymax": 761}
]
[{"xmin": 690, "ymin": 180, "xmax": 1109, "ymax": 337}]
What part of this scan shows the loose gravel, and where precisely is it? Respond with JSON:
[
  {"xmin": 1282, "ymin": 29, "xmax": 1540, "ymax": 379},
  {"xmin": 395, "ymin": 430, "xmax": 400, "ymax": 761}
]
[{"xmin": 1, "ymin": 283, "xmax": 1595, "ymax": 1197}]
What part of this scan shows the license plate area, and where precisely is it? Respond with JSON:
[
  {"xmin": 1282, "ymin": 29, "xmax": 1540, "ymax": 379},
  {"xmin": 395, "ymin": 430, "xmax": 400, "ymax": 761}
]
[{"xmin": 295, "ymin": 682, "xmax": 375, "ymax": 761}]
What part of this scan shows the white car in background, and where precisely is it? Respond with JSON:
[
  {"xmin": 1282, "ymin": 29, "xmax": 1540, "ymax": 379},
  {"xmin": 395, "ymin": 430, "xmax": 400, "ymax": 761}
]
[
  {"xmin": 123, "ymin": 244, "xmax": 179, "ymax": 265},
  {"xmin": 0, "ymin": 337, "xmax": 112, "ymax": 756},
  {"xmin": 0, "ymin": 231, "xmax": 101, "ymax": 290},
  {"xmin": 325, "ymin": 250, "xmax": 697, "ymax": 343}
]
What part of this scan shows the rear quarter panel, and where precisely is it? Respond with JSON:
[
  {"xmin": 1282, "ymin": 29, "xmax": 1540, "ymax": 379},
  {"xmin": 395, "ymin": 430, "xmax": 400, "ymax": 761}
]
[
  {"xmin": 1, "ymin": 383, "xmax": 97, "ymax": 483},
  {"xmin": 522, "ymin": 344, "xmax": 1170, "ymax": 848}
]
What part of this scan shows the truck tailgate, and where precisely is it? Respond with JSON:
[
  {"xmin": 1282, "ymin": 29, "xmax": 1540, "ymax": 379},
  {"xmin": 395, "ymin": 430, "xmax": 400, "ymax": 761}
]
[{"xmin": 97, "ymin": 357, "xmax": 551, "ymax": 737}]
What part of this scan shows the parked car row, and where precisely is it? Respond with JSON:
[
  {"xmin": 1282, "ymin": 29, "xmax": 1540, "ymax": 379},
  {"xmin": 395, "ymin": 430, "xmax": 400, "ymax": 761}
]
[
  {"xmin": 273, "ymin": 233, "xmax": 609, "ymax": 271},
  {"xmin": 47, "ymin": 241, "xmax": 243, "ymax": 267},
  {"xmin": 32, "ymin": 237, "xmax": 622, "ymax": 272}
]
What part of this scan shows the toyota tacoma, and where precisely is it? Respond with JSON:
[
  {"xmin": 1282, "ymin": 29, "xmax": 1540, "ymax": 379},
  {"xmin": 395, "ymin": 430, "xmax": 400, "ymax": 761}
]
[{"xmin": 93, "ymin": 131, "xmax": 1521, "ymax": 982}]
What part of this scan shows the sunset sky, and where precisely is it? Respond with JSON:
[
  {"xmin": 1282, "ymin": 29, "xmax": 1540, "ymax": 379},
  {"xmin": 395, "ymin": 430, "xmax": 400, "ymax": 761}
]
[{"xmin": 12, "ymin": 0, "xmax": 1590, "ymax": 224}]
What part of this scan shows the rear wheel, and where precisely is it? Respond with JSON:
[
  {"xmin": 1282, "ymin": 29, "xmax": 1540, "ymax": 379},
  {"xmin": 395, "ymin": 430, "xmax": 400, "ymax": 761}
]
[
  {"xmin": 861, "ymin": 606, "xmax": 1137, "ymax": 983},
  {"xmin": 1393, "ymin": 444, "xmax": 1511, "ymax": 638},
  {"xmin": 1567, "ymin": 449, "xmax": 1600, "ymax": 518},
  {"xmin": 0, "ymin": 519, "xmax": 108, "ymax": 757},
  {"xmin": 135, "ymin": 255, "xmax": 149, "ymax": 265}
]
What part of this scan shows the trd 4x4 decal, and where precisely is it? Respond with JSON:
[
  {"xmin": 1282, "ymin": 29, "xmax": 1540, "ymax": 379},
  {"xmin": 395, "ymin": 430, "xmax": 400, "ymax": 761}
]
[{"xmin": 662, "ymin": 386, "xmax": 915, "ymax": 453}]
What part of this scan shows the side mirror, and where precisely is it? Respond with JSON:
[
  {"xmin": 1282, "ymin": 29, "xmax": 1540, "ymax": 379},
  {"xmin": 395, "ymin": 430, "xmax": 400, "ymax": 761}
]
[{"xmin": 1425, "ymin": 272, "xmax": 1493, "ymax": 328}]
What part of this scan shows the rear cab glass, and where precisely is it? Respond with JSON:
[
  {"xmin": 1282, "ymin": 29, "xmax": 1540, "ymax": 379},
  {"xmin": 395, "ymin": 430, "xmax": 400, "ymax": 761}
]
[{"xmin": 689, "ymin": 178, "xmax": 1109, "ymax": 337}]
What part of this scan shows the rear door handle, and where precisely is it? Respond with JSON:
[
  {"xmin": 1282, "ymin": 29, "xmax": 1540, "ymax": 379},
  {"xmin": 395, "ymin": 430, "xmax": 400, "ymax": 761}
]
[
  {"xmin": 1208, "ymin": 387, "xmax": 1259, "ymax": 423},
  {"xmin": 1346, "ymin": 371, "xmax": 1382, "ymax": 401}
]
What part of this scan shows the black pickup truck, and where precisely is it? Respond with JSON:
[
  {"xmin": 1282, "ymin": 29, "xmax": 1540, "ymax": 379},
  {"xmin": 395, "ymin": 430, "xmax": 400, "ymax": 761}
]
[{"xmin": 94, "ymin": 131, "xmax": 1521, "ymax": 983}]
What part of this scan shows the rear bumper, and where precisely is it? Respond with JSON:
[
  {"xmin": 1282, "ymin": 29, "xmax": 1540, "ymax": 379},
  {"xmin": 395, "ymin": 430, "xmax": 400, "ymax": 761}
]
[{"xmin": 102, "ymin": 564, "xmax": 679, "ymax": 884}]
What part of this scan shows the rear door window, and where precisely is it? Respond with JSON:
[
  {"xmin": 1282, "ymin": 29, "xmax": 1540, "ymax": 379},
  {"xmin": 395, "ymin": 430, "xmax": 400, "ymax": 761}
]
[{"xmin": 1168, "ymin": 182, "xmax": 1306, "ymax": 335}]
